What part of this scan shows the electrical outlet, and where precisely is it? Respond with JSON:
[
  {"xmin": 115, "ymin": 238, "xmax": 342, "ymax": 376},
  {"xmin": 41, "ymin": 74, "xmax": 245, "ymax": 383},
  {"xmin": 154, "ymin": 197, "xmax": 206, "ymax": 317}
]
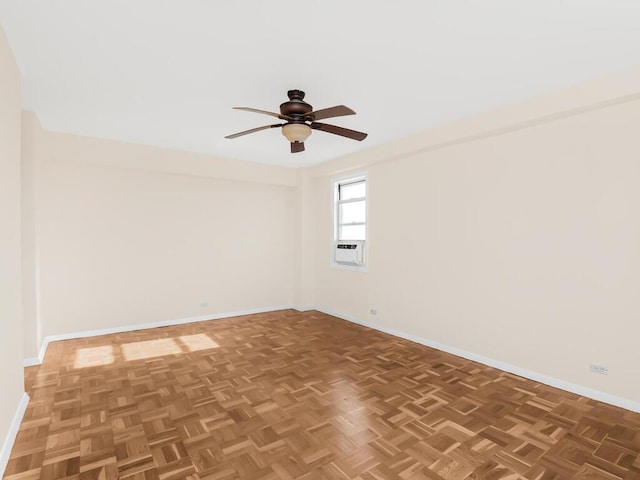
[
  {"xmin": 200, "ymin": 302, "xmax": 208, "ymax": 308},
  {"xmin": 370, "ymin": 309, "xmax": 377, "ymax": 315},
  {"xmin": 590, "ymin": 364, "xmax": 608, "ymax": 375}
]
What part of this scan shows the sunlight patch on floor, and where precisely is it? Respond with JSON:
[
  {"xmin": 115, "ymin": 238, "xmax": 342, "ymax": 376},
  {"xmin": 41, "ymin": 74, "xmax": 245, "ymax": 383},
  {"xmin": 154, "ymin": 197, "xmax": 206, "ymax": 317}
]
[
  {"xmin": 179, "ymin": 333, "xmax": 220, "ymax": 352},
  {"xmin": 74, "ymin": 334, "xmax": 220, "ymax": 367},
  {"xmin": 74, "ymin": 345, "xmax": 114, "ymax": 368},
  {"xmin": 121, "ymin": 338, "xmax": 182, "ymax": 361}
]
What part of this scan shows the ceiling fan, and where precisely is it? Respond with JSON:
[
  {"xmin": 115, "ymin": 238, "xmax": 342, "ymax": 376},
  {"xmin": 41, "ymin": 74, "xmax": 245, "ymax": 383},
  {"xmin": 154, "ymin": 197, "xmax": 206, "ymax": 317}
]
[{"xmin": 225, "ymin": 90, "xmax": 367, "ymax": 153}]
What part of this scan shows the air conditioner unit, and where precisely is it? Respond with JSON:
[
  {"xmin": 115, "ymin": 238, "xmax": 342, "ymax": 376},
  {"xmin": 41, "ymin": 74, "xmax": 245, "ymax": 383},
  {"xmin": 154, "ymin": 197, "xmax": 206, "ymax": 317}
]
[{"xmin": 335, "ymin": 240, "xmax": 365, "ymax": 266}]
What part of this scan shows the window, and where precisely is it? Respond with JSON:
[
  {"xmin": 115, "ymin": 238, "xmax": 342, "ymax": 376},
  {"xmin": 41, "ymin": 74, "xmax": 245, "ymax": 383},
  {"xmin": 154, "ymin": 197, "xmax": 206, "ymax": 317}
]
[
  {"xmin": 336, "ymin": 177, "xmax": 366, "ymax": 241},
  {"xmin": 333, "ymin": 175, "xmax": 367, "ymax": 270}
]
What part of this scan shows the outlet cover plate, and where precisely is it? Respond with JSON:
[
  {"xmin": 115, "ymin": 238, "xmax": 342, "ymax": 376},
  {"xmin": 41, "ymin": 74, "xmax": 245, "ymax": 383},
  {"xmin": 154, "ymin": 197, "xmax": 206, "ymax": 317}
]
[{"xmin": 590, "ymin": 364, "xmax": 609, "ymax": 375}]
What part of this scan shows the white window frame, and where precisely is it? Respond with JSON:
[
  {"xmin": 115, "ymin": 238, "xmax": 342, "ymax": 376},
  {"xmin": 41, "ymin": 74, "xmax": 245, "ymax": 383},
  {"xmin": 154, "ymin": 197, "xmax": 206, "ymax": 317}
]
[{"xmin": 331, "ymin": 172, "xmax": 368, "ymax": 272}]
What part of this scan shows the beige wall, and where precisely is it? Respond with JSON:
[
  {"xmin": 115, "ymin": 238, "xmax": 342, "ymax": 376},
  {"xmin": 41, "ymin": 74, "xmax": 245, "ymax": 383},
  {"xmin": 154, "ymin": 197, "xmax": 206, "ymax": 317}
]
[
  {"xmin": 21, "ymin": 112, "xmax": 42, "ymax": 358},
  {"xmin": 292, "ymin": 169, "xmax": 317, "ymax": 309},
  {"xmin": 0, "ymin": 23, "xmax": 25, "ymax": 463},
  {"xmin": 32, "ymin": 131, "xmax": 297, "ymax": 338},
  {"xmin": 309, "ymin": 68, "xmax": 640, "ymax": 405}
]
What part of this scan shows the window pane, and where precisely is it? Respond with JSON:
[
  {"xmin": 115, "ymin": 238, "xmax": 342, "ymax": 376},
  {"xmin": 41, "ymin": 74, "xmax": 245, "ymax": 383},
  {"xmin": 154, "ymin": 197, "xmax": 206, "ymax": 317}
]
[
  {"xmin": 340, "ymin": 224, "xmax": 366, "ymax": 240},
  {"xmin": 339, "ymin": 181, "xmax": 366, "ymax": 200},
  {"xmin": 339, "ymin": 200, "xmax": 366, "ymax": 224}
]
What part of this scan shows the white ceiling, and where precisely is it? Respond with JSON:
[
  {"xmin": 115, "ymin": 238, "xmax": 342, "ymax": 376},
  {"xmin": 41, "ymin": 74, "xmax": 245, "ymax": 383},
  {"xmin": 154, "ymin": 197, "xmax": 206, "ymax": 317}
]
[{"xmin": 1, "ymin": 1, "xmax": 640, "ymax": 167}]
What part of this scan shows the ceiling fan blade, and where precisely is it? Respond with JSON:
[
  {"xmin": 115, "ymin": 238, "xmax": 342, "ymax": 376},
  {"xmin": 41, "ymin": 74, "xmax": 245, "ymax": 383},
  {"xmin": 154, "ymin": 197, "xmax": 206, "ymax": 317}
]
[
  {"xmin": 310, "ymin": 122, "xmax": 368, "ymax": 141},
  {"xmin": 233, "ymin": 107, "xmax": 293, "ymax": 121},
  {"xmin": 306, "ymin": 105, "xmax": 355, "ymax": 121},
  {"xmin": 291, "ymin": 142, "xmax": 305, "ymax": 153},
  {"xmin": 225, "ymin": 123, "xmax": 282, "ymax": 139}
]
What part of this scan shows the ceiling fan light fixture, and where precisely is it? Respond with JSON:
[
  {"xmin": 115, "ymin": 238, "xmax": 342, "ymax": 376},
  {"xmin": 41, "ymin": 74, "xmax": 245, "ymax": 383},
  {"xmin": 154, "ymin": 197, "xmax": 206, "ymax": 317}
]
[{"xmin": 282, "ymin": 123, "xmax": 312, "ymax": 143}]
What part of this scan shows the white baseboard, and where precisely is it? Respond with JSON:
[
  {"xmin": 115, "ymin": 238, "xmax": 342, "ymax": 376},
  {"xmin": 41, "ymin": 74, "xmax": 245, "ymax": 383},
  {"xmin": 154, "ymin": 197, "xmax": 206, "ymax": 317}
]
[
  {"xmin": 22, "ymin": 357, "xmax": 40, "ymax": 367},
  {"xmin": 293, "ymin": 305, "xmax": 316, "ymax": 312},
  {"xmin": 23, "ymin": 305, "xmax": 294, "ymax": 367},
  {"xmin": 0, "ymin": 392, "xmax": 29, "ymax": 478},
  {"xmin": 317, "ymin": 307, "xmax": 640, "ymax": 414}
]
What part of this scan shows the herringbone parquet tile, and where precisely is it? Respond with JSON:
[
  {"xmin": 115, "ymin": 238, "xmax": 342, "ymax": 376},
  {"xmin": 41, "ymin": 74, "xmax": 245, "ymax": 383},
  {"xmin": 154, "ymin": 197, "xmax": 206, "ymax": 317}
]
[{"xmin": 5, "ymin": 310, "xmax": 640, "ymax": 479}]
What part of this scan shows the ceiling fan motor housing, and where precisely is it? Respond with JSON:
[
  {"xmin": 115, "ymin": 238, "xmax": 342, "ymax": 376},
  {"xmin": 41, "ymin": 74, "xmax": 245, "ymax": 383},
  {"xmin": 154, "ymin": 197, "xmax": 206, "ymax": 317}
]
[{"xmin": 280, "ymin": 89, "xmax": 313, "ymax": 118}]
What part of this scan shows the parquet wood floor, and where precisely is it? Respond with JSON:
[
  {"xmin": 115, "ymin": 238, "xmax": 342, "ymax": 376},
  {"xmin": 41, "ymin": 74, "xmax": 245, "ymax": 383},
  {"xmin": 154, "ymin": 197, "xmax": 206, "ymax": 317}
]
[{"xmin": 5, "ymin": 310, "xmax": 640, "ymax": 480}]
